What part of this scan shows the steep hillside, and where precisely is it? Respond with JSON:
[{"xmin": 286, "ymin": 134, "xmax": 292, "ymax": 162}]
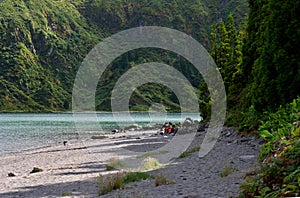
[
  {"xmin": 0, "ymin": 0, "xmax": 248, "ymax": 112},
  {"xmin": 0, "ymin": 0, "xmax": 101, "ymax": 111}
]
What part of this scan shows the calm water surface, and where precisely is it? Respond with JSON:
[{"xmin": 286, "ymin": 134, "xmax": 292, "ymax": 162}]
[{"xmin": 0, "ymin": 113, "xmax": 200, "ymax": 154}]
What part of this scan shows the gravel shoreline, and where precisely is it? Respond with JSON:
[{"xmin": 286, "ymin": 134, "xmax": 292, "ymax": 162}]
[{"xmin": 0, "ymin": 127, "xmax": 260, "ymax": 198}]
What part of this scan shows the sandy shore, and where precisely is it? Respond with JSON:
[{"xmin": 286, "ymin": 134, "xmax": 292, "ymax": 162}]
[{"xmin": 0, "ymin": 127, "xmax": 260, "ymax": 198}]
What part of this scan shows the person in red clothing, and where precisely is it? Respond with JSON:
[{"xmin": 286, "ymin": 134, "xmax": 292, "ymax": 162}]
[{"xmin": 164, "ymin": 122, "xmax": 173, "ymax": 134}]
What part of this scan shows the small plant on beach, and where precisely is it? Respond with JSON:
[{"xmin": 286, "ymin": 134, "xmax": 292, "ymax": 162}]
[
  {"xmin": 97, "ymin": 171, "xmax": 153, "ymax": 195},
  {"xmin": 139, "ymin": 157, "xmax": 164, "ymax": 170},
  {"xmin": 178, "ymin": 146, "xmax": 201, "ymax": 158},
  {"xmin": 154, "ymin": 174, "xmax": 176, "ymax": 186},
  {"xmin": 122, "ymin": 172, "xmax": 153, "ymax": 183},
  {"xmin": 220, "ymin": 164, "xmax": 235, "ymax": 177},
  {"xmin": 106, "ymin": 158, "xmax": 126, "ymax": 171},
  {"xmin": 97, "ymin": 172, "xmax": 124, "ymax": 195},
  {"xmin": 61, "ymin": 191, "xmax": 73, "ymax": 196}
]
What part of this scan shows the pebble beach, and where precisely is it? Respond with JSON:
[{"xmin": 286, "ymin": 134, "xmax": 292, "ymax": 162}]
[{"xmin": 0, "ymin": 126, "xmax": 260, "ymax": 198}]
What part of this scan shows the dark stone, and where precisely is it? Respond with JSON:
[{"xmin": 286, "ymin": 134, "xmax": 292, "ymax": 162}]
[
  {"xmin": 8, "ymin": 173, "xmax": 16, "ymax": 177},
  {"xmin": 30, "ymin": 167, "xmax": 43, "ymax": 174},
  {"xmin": 112, "ymin": 129, "xmax": 119, "ymax": 133},
  {"xmin": 225, "ymin": 131, "xmax": 232, "ymax": 137},
  {"xmin": 197, "ymin": 125, "xmax": 205, "ymax": 132},
  {"xmin": 63, "ymin": 141, "xmax": 67, "ymax": 146},
  {"xmin": 197, "ymin": 122, "xmax": 209, "ymax": 132},
  {"xmin": 258, "ymin": 139, "xmax": 265, "ymax": 145}
]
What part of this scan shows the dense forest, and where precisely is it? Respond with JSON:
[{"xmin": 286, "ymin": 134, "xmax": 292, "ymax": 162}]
[
  {"xmin": 0, "ymin": 0, "xmax": 248, "ymax": 112},
  {"xmin": 0, "ymin": 0, "xmax": 300, "ymax": 197}
]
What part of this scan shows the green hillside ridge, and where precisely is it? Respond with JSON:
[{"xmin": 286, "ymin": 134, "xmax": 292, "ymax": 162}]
[{"xmin": 0, "ymin": 0, "xmax": 248, "ymax": 112}]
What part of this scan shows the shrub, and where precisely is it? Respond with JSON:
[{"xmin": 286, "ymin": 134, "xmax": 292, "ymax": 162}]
[
  {"xmin": 154, "ymin": 174, "xmax": 175, "ymax": 186},
  {"xmin": 178, "ymin": 146, "xmax": 200, "ymax": 158},
  {"xmin": 97, "ymin": 171, "xmax": 153, "ymax": 195},
  {"xmin": 240, "ymin": 97, "xmax": 300, "ymax": 197},
  {"xmin": 97, "ymin": 173, "xmax": 124, "ymax": 195},
  {"xmin": 122, "ymin": 172, "xmax": 153, "ymax": 183},
  {"xmin": 139, "ymin": 157, "xmax": 164, "ymax": 171}
]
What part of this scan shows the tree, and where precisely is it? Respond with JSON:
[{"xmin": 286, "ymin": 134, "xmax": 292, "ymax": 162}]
[{"xmin": 238, "ymin": 0, "xmax": 300, "ymax": 111}]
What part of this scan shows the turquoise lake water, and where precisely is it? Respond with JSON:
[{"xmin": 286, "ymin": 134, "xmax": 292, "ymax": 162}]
[{"xmin": 0, "ymin": 113, "xmax": 200, "ymax": 154}]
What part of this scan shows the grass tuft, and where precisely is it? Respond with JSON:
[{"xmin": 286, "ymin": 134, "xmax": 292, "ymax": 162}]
[
  {"xmin": 122, "ymin": 172, "xmax": 153, "ymax": 183},
  {"xmin": 220, "ymin": 164, "xmax": 235, "ymax": 177},
  {"xmin": 97, "ymin": 172, "xmax": 124, "ymax": 195},
  {"xmin": 178, "ymin": 146, "xmax": 201, "ymax": 158},
  {"xmin": 61, "ymin": 191, "xmax": 73, "ymax": 196},
  {"xmin": 154, "ymin": 174, "xmax": 176, "ymax": 186},
  {"xmin": 97, "ymin": 171, "xmax": 153, "ymax": 195},
  {"xmin": 139, "ymin": 157, "xmax": 164, "ymax": 170}
]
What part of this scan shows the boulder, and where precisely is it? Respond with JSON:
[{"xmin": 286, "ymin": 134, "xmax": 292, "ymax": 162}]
[
  {"xmin": 30, "ymin": 167, "xmax": 43, "ymax": 174},
  {"xmin": 8, "ymin": 173, "xmax": 16, "ymax": 177},
  {"xmin": 183, "ymin": 118, "xmax": 193, "ymax": 127}
]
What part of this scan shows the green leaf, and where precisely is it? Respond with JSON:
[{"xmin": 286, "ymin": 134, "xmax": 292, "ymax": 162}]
[
  {"xmin": 260, "ymin": 130, "xmax": 274, "ymax": 140},
  {"xmin": 291, "ymin": 127, "xmax": 300, "ymax": 137},
  {"xmin": 260, "ymin": 186, "xmax": 271, "ymax": 195},
  {"xmin": 285, "ymin": 184, "xmax": 299, "ymax": 192}
]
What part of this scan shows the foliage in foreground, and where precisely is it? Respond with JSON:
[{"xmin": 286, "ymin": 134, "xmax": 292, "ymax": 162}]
[
  {"xmin": 240, "ymin": 97, "xmax": 300, "ymax": 197},
  {"xmin": 97, "ymin": 171, "xmax": 153, "ymax": 195},
  {"xmin": 97, "ymin": 171, "xmax": 175, "ymax": 195}
]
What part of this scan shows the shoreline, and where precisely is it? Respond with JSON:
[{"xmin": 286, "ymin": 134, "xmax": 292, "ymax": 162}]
[
  {"xmin": 0, "ymin": 127, "xmax": 260, "ymax": 197},
  {"xmin": 0, "ymin": 128, "xmax": 161, "ymax": 156}
]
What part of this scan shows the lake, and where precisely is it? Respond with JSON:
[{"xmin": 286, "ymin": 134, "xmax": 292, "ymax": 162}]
[{"xmin": 0, "ymin": 112, "xmax": 200, "ymax": 154}]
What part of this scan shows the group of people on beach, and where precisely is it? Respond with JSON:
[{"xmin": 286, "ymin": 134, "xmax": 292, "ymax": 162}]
[{"xmin": 161, "ymin": 122, "xmax": 178, "ymax": 135}]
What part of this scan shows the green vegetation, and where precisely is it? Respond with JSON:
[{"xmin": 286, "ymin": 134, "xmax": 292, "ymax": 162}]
[
  {"xmin": 0, "ymin": 0, "xmax": 248, "ymax": 112},
  {"xmin": 1, "ymin": 0, "xmax": 299, "ymax": 196},
  {"xmin": 239, "ymin": 98, "xmax": 300, "ymax": 197},
  {"xmin": 178, "ymin": 146, "xmax": 200, "ymax": 158},
  {"xmin": 139, "ymin": 157, "xmax": 164, "ymax": 171},
  {"xmin": 154, "ymin": 174, "xmax": 175, "ymax": 187},
  {"xmin": 199, "ymin": 13, "xmax": 246, "ymax": 119},
  {"xmin": 235, "ymin": 0, "xmax": 300, "ymax": 111},
  {"xmin": 220, "ymin": 164, "xmax": 235, "ymax": 178},
  {"xmin": 208, "ymin": 1, "xmax": 300, "ymax": 196},
  {"xmin": 224, "ymin": 1, "xmax": 300, "ymax": 196},
  {"xmin": 61, "ymin": 191, "xmax": 73, "ymax": 196},
  {"xmin": 97, "ymin": 171, "xmax": 153, "ymax": 195},
  {"xmin": 122, "ymin": 172, "xmax": 153, "ymax": 184}
]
